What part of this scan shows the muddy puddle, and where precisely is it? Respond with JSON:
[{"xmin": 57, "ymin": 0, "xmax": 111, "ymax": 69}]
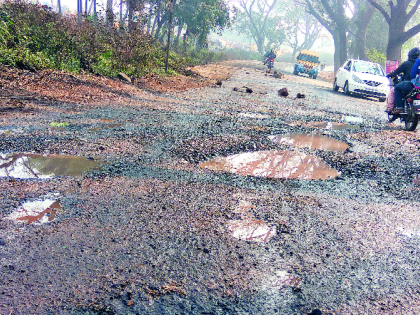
[
  {"xmin": 228, "ymin": 218, "xmax": 276, "ymax": 242},
  {"xmin": 0, "ymin": 153, "xmax": 100, "ymax": 179},
  {"xmin": 269, "ymin": 133, "xmax": 349, "ymax": 151},
  {"xmin": 6, "ymin": 194, "xmax": 61, "ymax": 224},
  {"xmin": 199, "ymin": 150, "xmax": 339, "ymax": 180},
  {"xmin": 228, "ymin": 200, "xmax": 276, "ymax": 242},
  {"xmin": 303, "ymin": 121, "xmax": 360, "ymax": 130}
]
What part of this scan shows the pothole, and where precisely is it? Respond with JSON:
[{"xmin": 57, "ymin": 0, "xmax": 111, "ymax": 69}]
[
  {"xmin": 227, "ymin": 200, "xmax": 276, "ymax": 242},
  {"xmin": 6, "ymin": 194, "xmax": 61, "ymax": 224},
  {"xmin": 199, "ymin": 150, "xmax": 340, "ymax": 180},
  {"xmin": 0, "ymin": 153, "xmax": 100, "ymax": 179},
  {"xmin": 269, "ymin": 133, "xmax": 349, "ymax": 151},
  {"xmin": 228, "ymin": 218, "xmax": 276, "ymax": 242}
]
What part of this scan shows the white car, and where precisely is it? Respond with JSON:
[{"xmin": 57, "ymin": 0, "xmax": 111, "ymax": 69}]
[{"xmin": 333, "ymin": 59, "xmax": 390, "ymax": 102}]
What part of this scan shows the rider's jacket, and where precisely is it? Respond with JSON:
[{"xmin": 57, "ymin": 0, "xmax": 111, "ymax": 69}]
[{"xmin": 388, "ymin": 57, "xmax": 417, "ymax": 82}]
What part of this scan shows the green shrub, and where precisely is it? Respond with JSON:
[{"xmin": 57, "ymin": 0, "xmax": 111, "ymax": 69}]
[{"xmin": 367, "ymin": 48, "xmax": 386, "ymax": 67}]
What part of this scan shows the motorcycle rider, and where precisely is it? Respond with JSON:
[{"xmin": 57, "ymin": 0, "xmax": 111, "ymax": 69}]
[
  {"xmin": 392, "ymin": 48, "xmax": 420, "ymax": 114},
  {"xmin": 385, "ymin": 47, "xmax": 419, "ymax": 113},
  {"xmin": 263, "ymin": 49, "xmax": 276, "ymax": 65}
]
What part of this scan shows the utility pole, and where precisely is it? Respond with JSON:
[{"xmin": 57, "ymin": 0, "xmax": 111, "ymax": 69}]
[{"xmin": 165, "ymin": 0, "xmax": 174, "ymax": 73}]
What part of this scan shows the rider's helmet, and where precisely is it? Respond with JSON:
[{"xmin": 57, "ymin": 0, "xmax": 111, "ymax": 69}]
[{"xmin": 408, "ymin": 47, "xmax": 420, "ymax": 59}]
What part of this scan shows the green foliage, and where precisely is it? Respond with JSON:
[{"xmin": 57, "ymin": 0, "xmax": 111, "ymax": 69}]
[
  {"xmin": 0, "ymin": 0, "xmax": 189, "ymax": 77},
  {"xmin": 367, "ymin": 48, "xmax": 386, "ymax": 67}
]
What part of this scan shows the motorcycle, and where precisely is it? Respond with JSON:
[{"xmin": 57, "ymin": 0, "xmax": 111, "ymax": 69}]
[
  {"xmin": 388, "ymin": 87, "xmax": 420, "ymax": 131},
  {"xmin": 267, "ymin": 58, "xmax": 274, "ymax": 70}
]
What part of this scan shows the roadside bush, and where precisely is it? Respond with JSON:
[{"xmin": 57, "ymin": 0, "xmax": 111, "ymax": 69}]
[{"xmin": 0, "ymin": 0, "xmax": 186, "ymax": 77}]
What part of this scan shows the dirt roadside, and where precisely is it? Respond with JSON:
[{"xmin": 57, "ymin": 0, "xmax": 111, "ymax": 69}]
[{"xmin": 2, "ymin": 60, "xmax": 420, "ymax": 315}]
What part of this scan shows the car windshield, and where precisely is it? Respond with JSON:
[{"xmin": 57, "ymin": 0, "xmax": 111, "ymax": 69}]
[
  {"xmin": 299, "ymin": 54, "xmax": 319, "ymax": 63},
  {"xmin": 352, "ymin": 61, "xmax": 385, "ymax": 76}
]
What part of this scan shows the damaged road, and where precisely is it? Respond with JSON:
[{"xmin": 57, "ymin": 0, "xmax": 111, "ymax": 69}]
[{"xmin": 1, "ymin": 60, "xmax": 420, "ymax": 314}]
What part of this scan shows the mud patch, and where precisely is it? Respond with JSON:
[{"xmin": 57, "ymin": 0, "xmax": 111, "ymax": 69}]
[
  {"xmin": 199, "ymin": 150, "xmax": 340, "ymax": 180},
  {"xmin": 0, "ymin": 153, "xmax": 100, "ymax": 178},
  {"xmin": 269, "ymin": 133, "xmax": 349, "ymax": 151}
]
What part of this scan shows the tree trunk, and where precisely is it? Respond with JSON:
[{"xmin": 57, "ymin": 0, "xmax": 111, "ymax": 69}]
[
  {"xmin": 77, "ymin": 0, "xmax": 82, "ymax": 24},
  {"xmin": 106, "ymin": 0, "xmax": 114, "ymax": 30},
  {"xmin": 353, "ymin": 4, "xmax": 374, "ymax": 60},
  {"xmin": 57, "ymin": 0, "xmax": 61, "ymax": 14},
  {"xmin": 93, "ymin": 0, "xmax": 97, "ymax": 21}
]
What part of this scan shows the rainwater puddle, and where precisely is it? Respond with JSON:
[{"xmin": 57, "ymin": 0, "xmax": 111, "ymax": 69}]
[
  {"xmin": 269, "ymin": 134, "xmax": 349, "ymax": 151},
  {"xmin": 341, "ymin": 116, "xmax": 364, "ymax": 124},
  {"xmin": 238, "ymin": 112, "xmax": 271, "ymax": 119},
  {"xmin": 228, "ymin": 218, "xmax": 276, "ymax": 242},
  {"xmin": 257, "ymin": 270, "xmax": 301, "ymax": 291},
  {"xmin": 199, "ymin": 150, "xmax": 339, "ymax": 180},
  {"xmin": 397, "ymin": 227, "xmax": 420, "ymax": 238},
  {"xmin": 227, "ymin": 200, "xmax": 276, "ymax": 242},
  {"xmin": 0, "ymin": 153, "xmax": 100, "ymax": 179},
  {"xmin": 7, "ymin": 194, "xmax": 61, "ymax": 224},
  {"xmin": 303, "ymin": 121, "xmax": 359, "ymax": 130}
]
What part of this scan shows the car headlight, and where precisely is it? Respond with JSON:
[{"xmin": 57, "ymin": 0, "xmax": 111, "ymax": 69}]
[{"xmin": 352, "ymin": 74, "xmax": 364, "ymax": 84}]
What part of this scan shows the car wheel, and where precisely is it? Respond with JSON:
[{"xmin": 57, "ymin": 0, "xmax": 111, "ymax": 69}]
[
  {"xmin": 312, "ymin": 74, "xmax": 317, "ymax": 79},
  {"xmin": 333, "ymin": 78, "xmax": 339, "ymax": 91},
  {"xmin": 344, "ymin": 81, "xmax": 351, "ymax": 95},
  {"xmin": 379, "ymin": 97, "xmax": 386, "ymax": 102}
]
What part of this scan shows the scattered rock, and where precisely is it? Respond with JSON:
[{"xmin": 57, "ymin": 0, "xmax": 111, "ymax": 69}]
[
  {"xmin": 246, "ymin": 87, "xmax": 253, "ymax": 93},
  {"xmin": 246, "ymin": 72, "xmax": 250, "ymax": 74},
  {"xmin": 0, "ymin": 238, "xmax": 5, "ymax": 246},
  {"xmin": 296, "ymin": 93, "xmax": 306, "ymax": 98},
  {"xmin": 233, "ymin": 87, "xmax": 238, "ymax": 91},
  {"xmin": 273, "ymin": 71, "xmax": 284, "ymax": 79},
  {"xmin": 216, "ymin": 80, "xmax": 223, "ymax": 86},
  {"xmin": 278, "ymin": 87, "xmax": 289, "ymax": 97},
  {"xmin": 117, "ymin": 72, "xmax": 132, "ymax": 83}
]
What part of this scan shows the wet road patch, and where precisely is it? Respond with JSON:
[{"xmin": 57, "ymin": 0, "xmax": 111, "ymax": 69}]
[
  {"xmin": 303, "ymin": 121, "xmax": 360, "ymax": 130},
  {"xmin": 199, "ymin": 150, "xmax": 340, "ymax": 180},
  {"xmin": 0, "ymin": 153, "xmax": 100, "ymax": 178},
  {"xmin": 269, "ymin": 133, "xmax": 349, "ymax": 151}
]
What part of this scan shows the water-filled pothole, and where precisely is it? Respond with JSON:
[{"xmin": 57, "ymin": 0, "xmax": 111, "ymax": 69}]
[
  {"xmin": 6, "ymin": 194, "xmax": 61, "ymax": 224},
  {"xmin": 0, "ymin": 153, "xmax": 100, "ymax": 179},
  {"xmin": 303, "ymin": 121, "xmax": 360, "ymax": 130},
  {"xmin": 269, "ymin": 134, "xmax": 349, "ymax": 151},
  {"xmin": 227, "ymin": 200, "xmax": 276, "ymax": 242},
  {"xmin": 228, "ymin": 218, "xmax": 276, "ymax": 242},
  {"xmin": 199, "ymin": 150, "xmax": 340, "ymax": 180}
]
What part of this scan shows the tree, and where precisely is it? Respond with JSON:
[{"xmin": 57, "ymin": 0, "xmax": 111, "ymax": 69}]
[
  {"xmin": 304, "ymin": 0, "xmax": 350, "ymax": 71},
  {"xmin": 348, "ymin": 0, "xmax": 374, "ymax": 60},
  {"xmin": 235, "ymin": 0, "xmax": 279, "ymax": 54},
  {"xmin": 367, "ymin": 0, "xmax": 420, "ymax": 62},
  {"xmin": 282, "ymin": 1, "xmax": 323, "ymax": 61},
  {"xmin": 174, "ymin": 0, "xmax": 230, "ymax": 50}
]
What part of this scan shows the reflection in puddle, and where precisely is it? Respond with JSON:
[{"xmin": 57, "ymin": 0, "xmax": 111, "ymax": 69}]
[
  {"xmin": 238, "ymin": 112, "xmax": 270, "ymax": 119},
  {"xmin": 7, "ymin": 195, "xmax": 61, "ymax": 224},
  {"xmin": 269, "ymin": 134, "xmax": 349, "ymax": 151},
  {"xmin": 228, "ymin": 218, "xmax": 276, "ymax": 242},
  {"xmin": 303, "ymin": 121, "xmax": 359, "ymax": 130},
  {"xmin": 0, "ymin": 153, "xmax": 100, "ymax": 179},
  {"xmin": 397, "ymin": 227, "xmax": 420, "ymax": 237},
  {"xmin": 199, "ymin": 150, "xmax": 339, "ymax": 180}
]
